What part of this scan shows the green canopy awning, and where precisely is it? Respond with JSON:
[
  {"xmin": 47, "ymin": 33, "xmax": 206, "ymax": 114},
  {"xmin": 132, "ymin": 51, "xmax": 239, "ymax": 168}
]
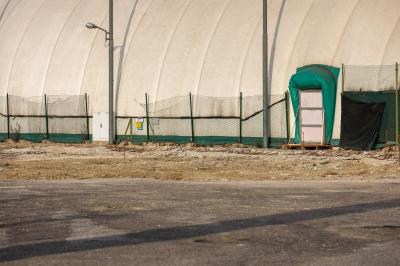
[{"xmin": 288, "ymin": 64, "xmax": 340, "ymax": 144}]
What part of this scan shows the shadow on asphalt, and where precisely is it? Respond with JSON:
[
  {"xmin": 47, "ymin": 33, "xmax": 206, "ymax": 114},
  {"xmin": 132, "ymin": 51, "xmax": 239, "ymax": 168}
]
[{"xmin": 1, "ymin": 199, "xmax": 399, "ymax": 262}]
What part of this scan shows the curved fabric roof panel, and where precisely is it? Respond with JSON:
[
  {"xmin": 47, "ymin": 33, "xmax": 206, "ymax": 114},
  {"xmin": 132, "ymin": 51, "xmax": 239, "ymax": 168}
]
[{"xmin": 0, "ymin": 0, "xmax": 400, "ymax": 124}]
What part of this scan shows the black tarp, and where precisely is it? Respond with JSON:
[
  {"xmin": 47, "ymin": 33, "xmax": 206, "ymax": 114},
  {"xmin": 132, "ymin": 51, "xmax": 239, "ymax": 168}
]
[{"xmin": 340, "ymin": 96, "xmax": 385, "ymax": 150}]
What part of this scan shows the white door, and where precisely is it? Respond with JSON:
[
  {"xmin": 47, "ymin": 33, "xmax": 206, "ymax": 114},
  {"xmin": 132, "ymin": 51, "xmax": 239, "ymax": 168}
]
[{"xmin": 299, "ymin": 90, "xmax": 325, "ymax": 145}]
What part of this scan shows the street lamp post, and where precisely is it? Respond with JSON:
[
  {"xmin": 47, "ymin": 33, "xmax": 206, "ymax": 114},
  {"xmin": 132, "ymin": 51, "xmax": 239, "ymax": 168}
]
[
  {"xmin": 263, "ymin": 0, "xmax": 269, "ymax": 148},
  {"xmin": 86, "ymin": 0, "xmax": 114, "ymax": 144},
  {"xmin": 108, "ymin": 0, "xmax": 114, "ymax": 145}
]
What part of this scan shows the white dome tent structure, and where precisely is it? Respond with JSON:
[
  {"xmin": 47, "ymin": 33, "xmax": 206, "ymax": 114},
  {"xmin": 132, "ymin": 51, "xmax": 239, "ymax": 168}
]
[{"xmin": 0, "ymin": 0, "xmax": 399, "ymax": 149}]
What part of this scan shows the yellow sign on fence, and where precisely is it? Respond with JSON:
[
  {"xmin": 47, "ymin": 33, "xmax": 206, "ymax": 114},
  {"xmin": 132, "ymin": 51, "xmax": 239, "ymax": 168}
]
[{"xmin": 136, "ymin": 118, "xmax": 144, "ymax": 130}]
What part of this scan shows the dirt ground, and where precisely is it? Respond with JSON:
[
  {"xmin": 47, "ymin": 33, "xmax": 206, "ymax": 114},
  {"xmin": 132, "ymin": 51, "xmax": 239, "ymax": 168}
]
[
  {"xmin": 0, "ymin": 141, "xmax": 399, "ymax": 181},
  {"xmin": 1, "ymin": 142, "xmax": 400, "ymax": 265}
]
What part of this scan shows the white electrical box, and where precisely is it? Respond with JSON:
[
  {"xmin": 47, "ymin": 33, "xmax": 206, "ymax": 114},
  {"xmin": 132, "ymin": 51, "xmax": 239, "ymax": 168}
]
[{"xmin": 93, "ymin": 112, "xmax": 109, "ymax": 142}]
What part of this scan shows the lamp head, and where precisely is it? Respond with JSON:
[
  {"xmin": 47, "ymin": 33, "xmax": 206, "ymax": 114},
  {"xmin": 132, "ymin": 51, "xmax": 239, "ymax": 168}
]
[{"xmin": 85, "ymin": 22, "xmax": 97, "ymax": 29}]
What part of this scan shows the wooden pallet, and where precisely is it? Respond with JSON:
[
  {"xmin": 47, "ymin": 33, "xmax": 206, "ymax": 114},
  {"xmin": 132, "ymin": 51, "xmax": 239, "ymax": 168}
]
[{"xmin": 282, "ymin": 144, "xmax": 332, "ymax": 150}]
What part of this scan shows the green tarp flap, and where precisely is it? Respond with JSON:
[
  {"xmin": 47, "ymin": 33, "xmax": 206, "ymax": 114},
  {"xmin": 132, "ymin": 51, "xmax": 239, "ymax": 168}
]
[{"xmin": 288, "ymin": 64, "xmax": 340, "ymax": 144}]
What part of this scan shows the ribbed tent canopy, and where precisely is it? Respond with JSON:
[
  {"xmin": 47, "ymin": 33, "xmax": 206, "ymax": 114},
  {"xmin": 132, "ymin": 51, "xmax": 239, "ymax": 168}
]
[{"xmin": 0, "ymin": 0, "xmax": 400, "ymax": 140}]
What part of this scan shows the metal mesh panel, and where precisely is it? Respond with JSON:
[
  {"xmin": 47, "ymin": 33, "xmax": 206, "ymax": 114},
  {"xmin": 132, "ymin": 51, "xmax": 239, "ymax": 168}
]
[
  {"xmin": 149, "ymin": 118, "xmax": 192, "ymax": 138},
  {"xmin": 117, "ymin": 117, "xmax": 147, "ymax": 139},
  {"xmin": 344, "ymin": 65, "xmax": 396, "ymax": 92},
  {"xmin": 47, "ymin": 95, "xmax": 87, "ymax": 135},
  {"xmin": 2, "ymin": 94, "xmax": 88, "ymax": 142},
  {"xmin": 242, "ymin": 113, "xmax": 262, "ymax": 138},
  {"xmin": 270, "ymin": 94, "xmax": 287, "ymax": 139},
  {"xmin": 193, "ymin": 95, "xmax": 239, "ymax": 117},
  {"xmin": 147, "ymin": 95, "xmax": 192, "ymax": 138},
  {"xmin": 148, "ymin": 95, "xmax": 190, "ymax": 117},
  {"xmin": 194, "ymin": 119, "xmax": 239, "ymax": 138},
  {"xmin": 242, "ymin": 94, "xmax": 287, "ymax": 140},
  {"xmin": 8, "ymin": 95, "xmax": 45, "ymax": 139},
  {"xmin": 242, "ymin": 95, "xmax": 262, "ymax": 138},
  {"xmin": 193, "ymin": 95, "xmax": 239, "ymax": 138}
]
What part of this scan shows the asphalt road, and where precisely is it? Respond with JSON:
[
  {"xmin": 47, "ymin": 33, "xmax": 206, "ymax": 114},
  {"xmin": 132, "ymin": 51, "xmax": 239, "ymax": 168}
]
[{"xmin": 0, "ymin": 179, "xmax": 399, "ymax": 265}]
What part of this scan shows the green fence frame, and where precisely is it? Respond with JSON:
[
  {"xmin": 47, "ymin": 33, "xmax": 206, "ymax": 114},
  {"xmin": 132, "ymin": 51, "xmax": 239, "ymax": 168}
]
[
  {"xmin": 85, "ymin": 93, "xmax": 90, "ymax": 141},
  {"xmin": 6, "ymin": 93, "xmax": 10, "ymax": 139},
  {"xmin": 44, "ymin": 94, "xmax": 49, "ymax": 139},
  {"xmin": 342, "ymin": 63, "xmax": 400, "ymax": 149},
  {"xmin": 130, "ymin": 92, "xmax": 288, "ymax": 147},
  {"xmin": 189, "ymin": 92, "xmax": 195, "ymax": 143},
  {"xmin": 239, "ymin": 92, "xmax": 243, "ymax": 144},
  {"xmin": 2, "ymin": 94, "xmax": 90, "ymax": 143},
  {"xmin": 2, "ymin": 92, "xmax": 290, "ymax": 147},
  {"xmin": 396, "ymin": 63, "xmax": 399, "ymax": 146}
]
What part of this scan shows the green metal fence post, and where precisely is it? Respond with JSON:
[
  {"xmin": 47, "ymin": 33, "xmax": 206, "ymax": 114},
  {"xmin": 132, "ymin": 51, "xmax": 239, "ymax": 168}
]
[
  {"xmin": 44, "ymin": 94, "xmax": 49, "ymax": 139},
  {"xmin": 6, "ymin": 93, "xmax": 10, "ymax": 139},
  {"xmin": 129, "ymin": 117, "xmax": 133, "ymax": 141},
  {"xmin": 239, "ymin": 92, "xmax": 243, "ymax": 143},
  {"xmin": 341, "ymin": 63, "xmax": 345, "ymax": 93},
  {"xmin": 85, "ymin": 93, "xmax": 90, "ymax": 141},
  {"xmin": 145, "ymin": 93, "xmax": 150, "ymax": 142},
  {"xmin": 396, "ymin": 63, "xmax": 400, "ymax": 164},
  {"xmin": 285, "ymin": 91, "xmax": 290, "ymax": 143},
  {"xmin": 189, "ymin": 92, "xmax": 195, "ymax": 143},
  {"xmin": 396, "ymin": 62, "xmax": 399, "ymax": 146}
]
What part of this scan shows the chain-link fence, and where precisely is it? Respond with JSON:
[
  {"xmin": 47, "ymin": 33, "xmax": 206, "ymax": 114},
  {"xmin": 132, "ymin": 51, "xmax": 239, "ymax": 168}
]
[
  {"xmin": 344, "ymin": 64, "xmax": 396, "ymax": 92},
  {"xmin": 0, "ymin": 94, "xmax": 89, "ymax": 143},
  {"xmin": 1, "ymin": 92, "xmax": 289, "ymax": 146},
  {"xmin": 117, "ymin": 93, "xmax": 289, "ymax": 147},
  {"xmin": 343, "ymin": 64, "xmax": 399, "ymax": 146}
]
